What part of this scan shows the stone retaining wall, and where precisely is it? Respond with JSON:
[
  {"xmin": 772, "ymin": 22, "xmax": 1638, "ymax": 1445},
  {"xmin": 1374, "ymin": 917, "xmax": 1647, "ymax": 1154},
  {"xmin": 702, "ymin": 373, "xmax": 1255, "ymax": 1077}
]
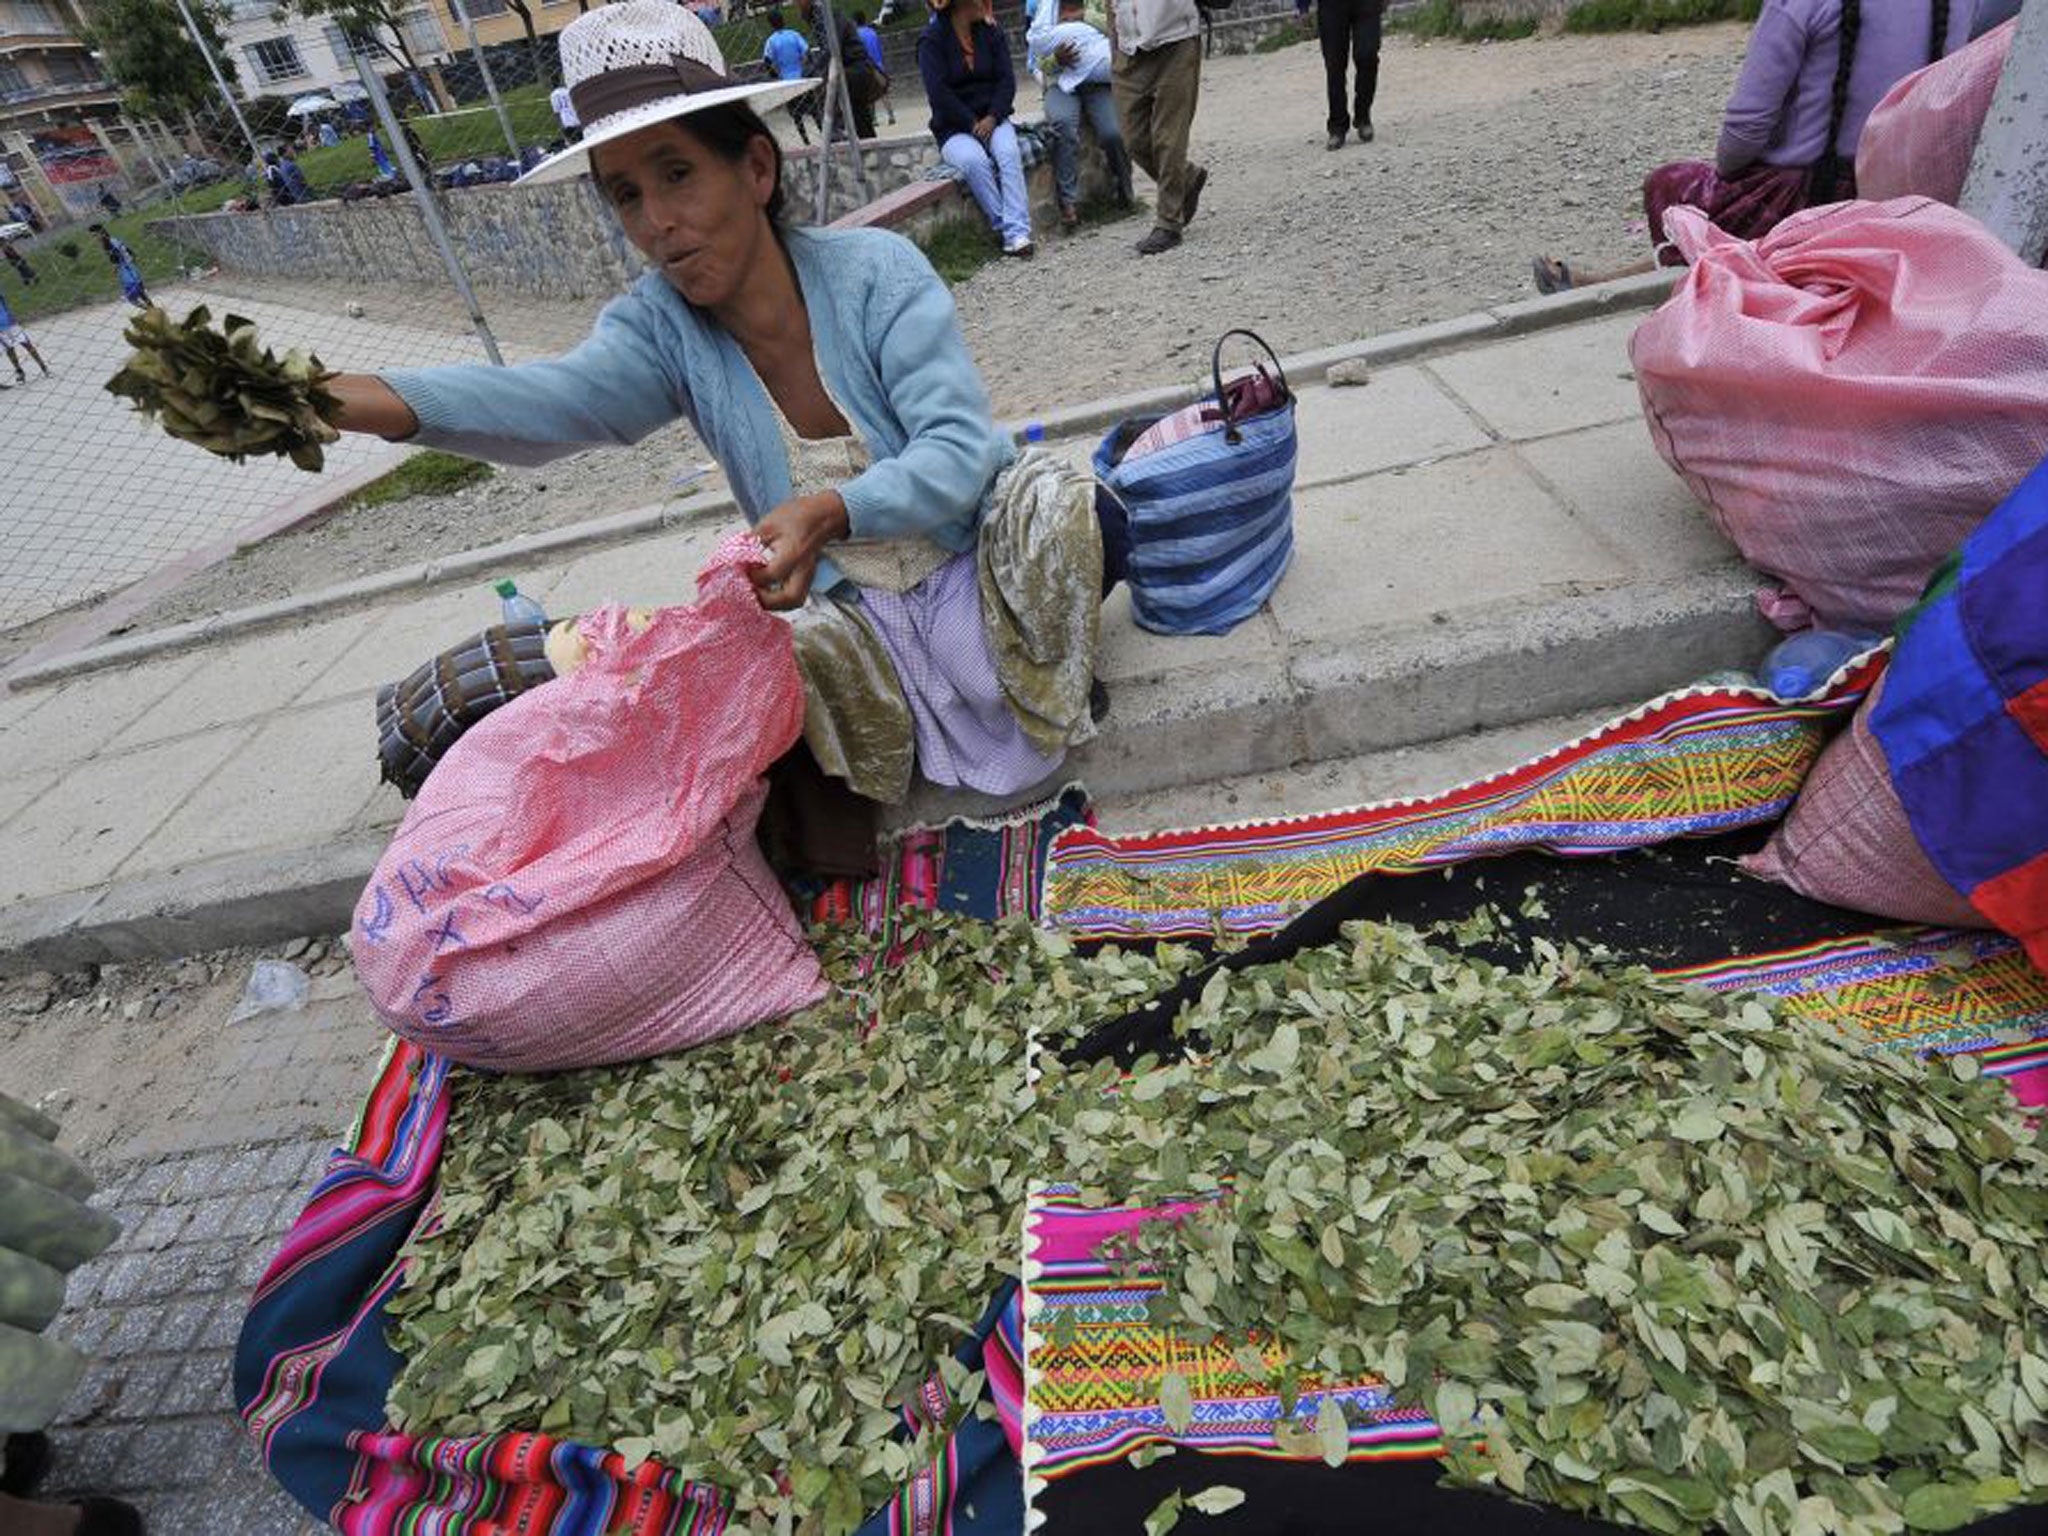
[{"xmin": 147, "ymin": 131, "xmax": 947, "ymax": 302}]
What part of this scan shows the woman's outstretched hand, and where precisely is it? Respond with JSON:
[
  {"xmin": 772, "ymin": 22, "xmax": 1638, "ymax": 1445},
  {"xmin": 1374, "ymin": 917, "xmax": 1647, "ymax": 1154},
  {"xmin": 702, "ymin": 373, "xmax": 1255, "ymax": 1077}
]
[{"xmin": 752, "ymin": 491, "xmax": 850, "ymax": 610}]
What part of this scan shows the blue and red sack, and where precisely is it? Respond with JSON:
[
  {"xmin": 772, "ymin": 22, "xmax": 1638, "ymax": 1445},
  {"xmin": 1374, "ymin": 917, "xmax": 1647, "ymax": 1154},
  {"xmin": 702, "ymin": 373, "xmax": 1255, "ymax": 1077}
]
[
  {"xmin": 1093, "ymin": 330, "xmax": 1297, "ymax": 637},
  {"xmin": 1873, "ymin": 451, "xmax": 2048, "ymax": 975}
]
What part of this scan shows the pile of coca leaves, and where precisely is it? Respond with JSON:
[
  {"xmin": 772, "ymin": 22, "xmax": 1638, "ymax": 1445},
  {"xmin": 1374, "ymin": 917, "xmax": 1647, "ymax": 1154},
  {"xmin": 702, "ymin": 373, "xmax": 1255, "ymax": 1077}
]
[
  {"xmin": 386, "ymin": 912, "xmax": 2048, "ymax": 1536},
  {"xmin": 1045, "ymin": 921, "xmax": 2048, "ymax": 1536},
  {"xmin": 383, "ymin": 916, "xmax": 1201, "ymax": 1535},
  {"xmin": 104, "ymin": 304, "xmax": 340, "ymax": 470}
]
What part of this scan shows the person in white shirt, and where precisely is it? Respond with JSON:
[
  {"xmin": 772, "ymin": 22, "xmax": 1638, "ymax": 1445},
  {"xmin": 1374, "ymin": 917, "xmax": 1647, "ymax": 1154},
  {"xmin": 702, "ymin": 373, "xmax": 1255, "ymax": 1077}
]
[
  {"xmin": 1107, "ymin": 0, "xmax": 1208, "ymax": 254},
  {"xmin": 1027, "ymin": 0, "xmax": 1133, "ymax": 225},
  {"xmin": 549, "ymin": 83, "xmax": 582, "ymax": 142}
]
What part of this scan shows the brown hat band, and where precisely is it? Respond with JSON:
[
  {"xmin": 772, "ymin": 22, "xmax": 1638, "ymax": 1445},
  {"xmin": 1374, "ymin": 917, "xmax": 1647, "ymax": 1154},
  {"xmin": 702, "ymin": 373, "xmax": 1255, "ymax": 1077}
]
[{"xmin": 569, "ymin": 55, "xmax": 735, "ymax": 126}]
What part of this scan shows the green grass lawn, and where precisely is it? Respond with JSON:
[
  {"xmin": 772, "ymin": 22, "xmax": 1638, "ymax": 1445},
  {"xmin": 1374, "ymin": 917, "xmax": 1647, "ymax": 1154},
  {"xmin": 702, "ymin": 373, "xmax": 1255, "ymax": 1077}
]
[{"xmin": 0, "ymin": 182, "xmax": 249, "ymax": 324}]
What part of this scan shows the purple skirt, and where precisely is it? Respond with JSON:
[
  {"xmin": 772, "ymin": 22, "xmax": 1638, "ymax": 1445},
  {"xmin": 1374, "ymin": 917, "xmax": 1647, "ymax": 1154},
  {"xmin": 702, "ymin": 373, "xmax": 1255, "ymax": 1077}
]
[{"xmin": 1643, "ymin": 160, "xmax": 1849, "ymax": 267}]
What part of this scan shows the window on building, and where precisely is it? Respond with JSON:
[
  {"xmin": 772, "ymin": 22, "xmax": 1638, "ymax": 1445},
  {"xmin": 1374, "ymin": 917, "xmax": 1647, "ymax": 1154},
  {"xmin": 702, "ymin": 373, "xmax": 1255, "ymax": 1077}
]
[
  {"xmin": 244, "ymin": 35, "xmax": 310, "ymax": 84},
  {"xmin": 6, "ymin": 2, "xmax": 65, "ymax": 34},
  {"xmin": 458, "ymin": 0, "xmax": 510, "ymax": 17},
  {"xmin": 323, "ymin": 22, "xmax": 357, "ymax": 69},
  {"xmin": 43, "ymin": 53, "xmax": 99, "ymax": 84},
  {"xmin": 0, "ymin": 59, "xmax": 28, "ymax": 97},
  {"xmin": 398, "ymin": 6, "xmax": 443, "ymax": 55}
]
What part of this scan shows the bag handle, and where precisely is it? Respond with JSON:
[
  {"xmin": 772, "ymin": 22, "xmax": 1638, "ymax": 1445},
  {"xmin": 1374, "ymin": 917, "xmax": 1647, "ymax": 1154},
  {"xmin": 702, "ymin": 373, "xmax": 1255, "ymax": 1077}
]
[{"xmin": 1211, "ymin": 328, "xmax": 1290, "ymax": 445}]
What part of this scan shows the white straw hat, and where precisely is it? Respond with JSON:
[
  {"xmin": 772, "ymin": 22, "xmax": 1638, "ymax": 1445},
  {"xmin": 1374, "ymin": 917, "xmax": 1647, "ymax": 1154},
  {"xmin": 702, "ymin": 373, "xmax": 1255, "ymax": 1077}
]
[{"xmin": 518, "ymin": 0, "xmax": 816, "ymax": 187}]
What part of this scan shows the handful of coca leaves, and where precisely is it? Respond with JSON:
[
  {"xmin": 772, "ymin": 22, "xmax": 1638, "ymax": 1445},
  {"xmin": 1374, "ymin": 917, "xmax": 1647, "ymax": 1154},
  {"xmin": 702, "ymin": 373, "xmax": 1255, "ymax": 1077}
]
[
  {"xmin": 105, "ymin": 304, "xmax": 340, "ymax": 470},
  {"xmin": 1046, "ymin": 921, "xmax": 2048, "ymax": 1536}
]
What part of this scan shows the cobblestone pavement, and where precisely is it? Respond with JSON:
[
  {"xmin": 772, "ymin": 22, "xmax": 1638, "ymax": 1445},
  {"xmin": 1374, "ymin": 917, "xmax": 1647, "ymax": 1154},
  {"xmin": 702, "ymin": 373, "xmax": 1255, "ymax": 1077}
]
[{"xmin": 5, "ymin": 946, "xmax": 386, "ymax": 1532}]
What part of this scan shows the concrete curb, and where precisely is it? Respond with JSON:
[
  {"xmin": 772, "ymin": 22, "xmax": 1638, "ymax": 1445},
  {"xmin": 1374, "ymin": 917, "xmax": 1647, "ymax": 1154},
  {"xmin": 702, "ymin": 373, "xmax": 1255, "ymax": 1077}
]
[
  {"xmin": 8, "ymin": 270, "xmax": 1677, "ymax": 691},
  {"xmin": 0, "ymin": 563, "xmax": 1763, "ymax": 974}
]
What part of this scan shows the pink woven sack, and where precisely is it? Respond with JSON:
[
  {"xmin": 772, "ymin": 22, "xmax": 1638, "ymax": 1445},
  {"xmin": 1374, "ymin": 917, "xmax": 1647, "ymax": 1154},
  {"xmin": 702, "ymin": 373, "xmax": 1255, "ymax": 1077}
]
[
  {"xmin": 1631, "ymin": 197, "xmax": 2048, "ymax": 632},
  {"xmin": 1744, "ymin": 672, "xmax": 1983, "ymax": 930},
  {"xmin": 1857, "ymin": 20, "xmax": 2015, "ymax": 207},
  {"xmin": 350, "ymin": 534, "xmax": 827, "ymax": 1072}
]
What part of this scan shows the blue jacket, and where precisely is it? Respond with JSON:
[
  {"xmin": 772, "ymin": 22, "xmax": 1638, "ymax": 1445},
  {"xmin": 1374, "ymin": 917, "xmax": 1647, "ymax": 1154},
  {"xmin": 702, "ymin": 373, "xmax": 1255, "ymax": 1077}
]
[
  {"xmin": 917, "ymin": 14, "xmax": 1016, "ymax": 146},
  {"xmin": 380, "ymin": 226, "xmax": 1012, "ymax": 597}
]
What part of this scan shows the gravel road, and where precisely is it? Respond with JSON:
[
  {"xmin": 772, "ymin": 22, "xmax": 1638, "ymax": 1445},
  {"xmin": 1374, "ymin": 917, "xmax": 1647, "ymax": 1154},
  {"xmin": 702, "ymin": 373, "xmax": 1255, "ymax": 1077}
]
[{"xmin": 113, "ymin": 21, "xmax": 1747, "ymax": 634}]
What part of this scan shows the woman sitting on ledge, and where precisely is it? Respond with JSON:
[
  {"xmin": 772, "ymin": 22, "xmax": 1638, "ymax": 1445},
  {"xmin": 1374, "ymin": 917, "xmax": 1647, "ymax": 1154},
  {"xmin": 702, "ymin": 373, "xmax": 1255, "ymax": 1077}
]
[
  {"xmin": 322, "ymin": 0, "xmax": 1114, "ymax": 811},
  {"xmin": 1532, "ymin": 0, "xmax": 1975, "ymax": 292}
]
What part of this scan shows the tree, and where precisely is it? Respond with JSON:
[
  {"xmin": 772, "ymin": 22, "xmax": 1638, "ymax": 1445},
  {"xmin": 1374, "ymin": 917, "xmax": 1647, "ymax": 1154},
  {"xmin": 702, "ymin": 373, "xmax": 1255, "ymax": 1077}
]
[
  {"xmin": 284, "ymin": 0, "xmax": 424, "ymax": 75},
  {"xmin": 79, "ymin": 0, "xmax": 235, "ymax": 121}
]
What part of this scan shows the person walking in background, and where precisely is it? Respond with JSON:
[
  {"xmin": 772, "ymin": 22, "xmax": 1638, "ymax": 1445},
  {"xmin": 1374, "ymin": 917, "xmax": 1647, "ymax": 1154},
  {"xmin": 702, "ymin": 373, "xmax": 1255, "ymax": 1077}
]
[
  {"xmin": 368, "ymin": 127, "xmax": 399, "ymax": 179},
  {"xmin": 88, "ymin": 224, "xmax": 149, "ymax": 309},
  {"xmin": 804, "ymin": 0, "xmax": 884, "ymax": 137},
  {"xmin": 1028, "ymin": 0, "xmax": 1133, "ymax": 226},
  {"xmin": 318, "ymin": 118, "xmax": 341, "ymax": 148},
  {"xmin": 853, "ymin": 10, "xmax": 898, "ymax": 124},
  {"xmin": 549, "ymin": 80, "xmax": 583, "ymax": 142},
  {"xmin": 1, "ymin": 238, "xmax": 35, "ymax": 285},
  {"xmin": 919, "ymin": 0, "xmax": 1035, "ymax": 256},
  {"xmin": 1297, "ymin": 0, "xmax": 1382, "ymax": 148},
  {"xmin": 1533, "ymin": 0, "xmax": 1976, "ymax": 291},
  {"xmin": 763, "ymin": 9, "xmax": 822, "ymax": 142},
  {"xmin": 0, "ymin": 289, "xmax": 49, "ymax": 384},
  {"xmin": 1108, "ymin": 0, "xmax": 1208, "ymax": 254}
]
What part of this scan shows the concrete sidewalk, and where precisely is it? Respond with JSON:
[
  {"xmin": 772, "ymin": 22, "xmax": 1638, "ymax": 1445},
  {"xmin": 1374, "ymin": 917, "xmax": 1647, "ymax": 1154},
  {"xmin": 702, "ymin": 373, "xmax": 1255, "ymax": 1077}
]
[{"xmin": 0, "ymin": 289, "xmax": 1774, "ymax": 971}]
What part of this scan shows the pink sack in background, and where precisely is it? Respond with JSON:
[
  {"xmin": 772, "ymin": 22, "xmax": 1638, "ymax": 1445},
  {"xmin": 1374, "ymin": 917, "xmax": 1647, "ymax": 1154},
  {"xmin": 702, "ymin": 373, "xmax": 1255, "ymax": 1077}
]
[
  {"xmin": 1856, "ymin": 19, "xmax": 2015, "ymax": 207},
  {"xmin": 350, "ymin": 533, "xmax": 826, "ymax": 1072},
  {"xmin": 1743, "ymin": 671, "xmax": 1984, "ymax": 931},
  {"xmin": 1631, "ymin": 197, "xmax": 2048, "ymax": 632}
]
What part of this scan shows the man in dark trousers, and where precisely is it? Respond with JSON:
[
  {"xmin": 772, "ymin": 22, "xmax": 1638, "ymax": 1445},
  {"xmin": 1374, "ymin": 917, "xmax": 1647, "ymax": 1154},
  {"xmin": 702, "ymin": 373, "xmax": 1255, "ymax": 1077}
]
[
  {"xmin": 1109, "ymin": 0, "xmax": 1210, "ymax": 255},
  {"xmin": 1299, "ymin": 0, "xmax": 1382, "ymax": 150}
]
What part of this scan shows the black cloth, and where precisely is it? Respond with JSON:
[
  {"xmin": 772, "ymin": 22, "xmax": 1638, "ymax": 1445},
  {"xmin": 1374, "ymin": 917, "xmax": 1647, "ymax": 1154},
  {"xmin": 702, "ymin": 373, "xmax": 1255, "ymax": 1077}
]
[
  {"xmin": 1316, "ymin": 0, "xmax": 1381, "ymax": 136},
  {"xmin": 1039, "ymin": 1449, "xmax": 2048, "ymax": 1534},
  {"xmin": 917, "ymin": 13, "xmax": 1018, "ymax": 145},
  {"xmin": 1064, "ymin": 823, "xmax": 1886, "ymax": 1067}
]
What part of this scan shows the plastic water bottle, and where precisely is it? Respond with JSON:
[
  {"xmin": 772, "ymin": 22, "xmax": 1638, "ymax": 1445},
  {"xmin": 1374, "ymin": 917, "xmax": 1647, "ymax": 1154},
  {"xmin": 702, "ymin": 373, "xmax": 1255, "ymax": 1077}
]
[
  {"xmin": 494, "ymin": 579, "xmax": 547, "ymax": 628},
  {"xmin": 1760, "ymin": 630, "xmax": 1873, "ymax": 698}
]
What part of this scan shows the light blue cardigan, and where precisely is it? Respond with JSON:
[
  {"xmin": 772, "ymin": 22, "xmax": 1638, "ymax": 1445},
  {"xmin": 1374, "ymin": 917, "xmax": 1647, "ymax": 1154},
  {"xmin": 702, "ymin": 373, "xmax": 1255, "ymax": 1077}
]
[{"xmin": 380, "ymin": 224, "xmax": 1013, "ymax": 596}]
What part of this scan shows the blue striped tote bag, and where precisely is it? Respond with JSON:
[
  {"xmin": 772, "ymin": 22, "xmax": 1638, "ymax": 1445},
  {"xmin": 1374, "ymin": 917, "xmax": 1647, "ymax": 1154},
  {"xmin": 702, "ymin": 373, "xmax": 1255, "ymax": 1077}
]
[{"xmin": 1092, "ymin": 330, "xmax": 1297, "ymax": 637}]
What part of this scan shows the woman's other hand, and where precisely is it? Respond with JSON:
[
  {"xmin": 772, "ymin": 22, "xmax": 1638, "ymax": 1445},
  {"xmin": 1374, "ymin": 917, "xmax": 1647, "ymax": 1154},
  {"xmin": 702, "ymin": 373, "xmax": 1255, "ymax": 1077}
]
[
  {"xmin": 972, "ymin": 115, "xmax": 997, "ymax": 143},
  {"xmin": 753, "ymin": 491, "xmax": 850, "ymax": 610},
  {"xmin": 326, "ymin": 373, "xmax": 421, "ymax": 440}
]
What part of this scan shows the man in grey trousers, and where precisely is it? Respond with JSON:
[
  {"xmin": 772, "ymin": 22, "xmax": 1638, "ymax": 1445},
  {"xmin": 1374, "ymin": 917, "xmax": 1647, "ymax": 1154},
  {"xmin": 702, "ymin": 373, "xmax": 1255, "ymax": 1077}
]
[{"xmin": 1108, "ymin": 0, "xmax": 1210, "ymax": 254}]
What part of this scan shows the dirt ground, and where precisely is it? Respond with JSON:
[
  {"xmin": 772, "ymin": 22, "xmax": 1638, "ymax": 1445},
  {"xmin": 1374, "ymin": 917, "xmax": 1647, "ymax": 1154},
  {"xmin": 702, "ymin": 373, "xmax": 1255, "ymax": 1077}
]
[{"xmin": 77, "ymin": 22, "xmax": 1745, "ymax": 637}]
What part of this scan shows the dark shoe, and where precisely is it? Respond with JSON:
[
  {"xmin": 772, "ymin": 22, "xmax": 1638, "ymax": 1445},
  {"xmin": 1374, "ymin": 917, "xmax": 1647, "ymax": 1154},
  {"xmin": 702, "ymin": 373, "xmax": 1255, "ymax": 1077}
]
[
  {"xmin": 1325, "ymin": 131, "xmax": 1345, "ymax": 151},
  {"xmin": 1357, "ymin": 121, "xmax": 1374, "ymax": 143},
  {"xmin": 1135, "ymin": 225, "xmax": 1181, "ymax": 255},
  {"xmin": 1181, "ymin": 164, "xmax": 1208, "ymax": 224},
  {"xmin": 1531, "ymin": 255, "xmax": 1575, "ymax": 295},
  {"xmin": 1058, "ymin": 203, "xmax": 1079, "ymax": 231},
  {"xmin": 1, "ymin": 1430, "xmax": 52, "ymax": 1495}
]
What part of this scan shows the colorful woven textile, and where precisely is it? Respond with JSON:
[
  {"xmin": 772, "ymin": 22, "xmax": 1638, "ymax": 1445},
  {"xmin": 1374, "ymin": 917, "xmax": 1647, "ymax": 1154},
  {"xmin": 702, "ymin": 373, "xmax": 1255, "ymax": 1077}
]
[
  {"xmin": 810, "ymin": 786, "xmax": 1091, "ymax": 954},
  {"xmin": 1874, "ymin": 451, "xmax": 2048, "ymax": 975},
  {"xmin": 236, "ymin": 797, "xmax": 1086, "ymax": 1534},
  {"xmin": 1026, "ymin": 1188, "xmax": 1445, "ymax": 1482},
  {"xmin": 1043, "ymin": 663, "xmax": 1884, "ymax": 942}
]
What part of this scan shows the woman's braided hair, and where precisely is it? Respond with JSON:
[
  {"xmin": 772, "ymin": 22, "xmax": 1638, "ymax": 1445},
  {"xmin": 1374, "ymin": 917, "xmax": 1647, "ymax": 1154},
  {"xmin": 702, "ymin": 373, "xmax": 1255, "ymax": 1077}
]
[
  {"xmin": 1813, "ymin": 0, "xmax": 1952, "ymax": 203},
  {"xmin": 1810, "ymin": 0, "xmax": 1860, "ymax": 203}
]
